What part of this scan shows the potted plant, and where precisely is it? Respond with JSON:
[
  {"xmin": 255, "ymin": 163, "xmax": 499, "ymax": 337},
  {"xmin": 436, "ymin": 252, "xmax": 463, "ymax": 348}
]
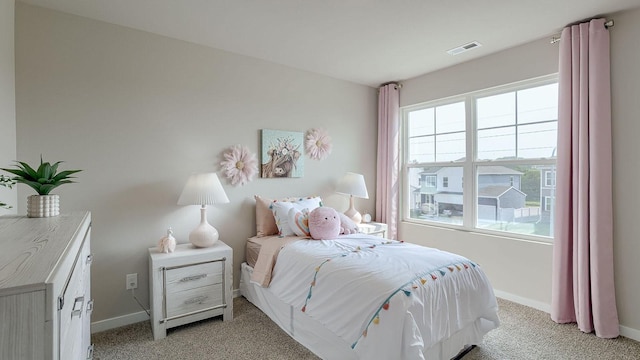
[{"xmin": 1, "ymin": 156, "xmax": 82, "ymax": 217}]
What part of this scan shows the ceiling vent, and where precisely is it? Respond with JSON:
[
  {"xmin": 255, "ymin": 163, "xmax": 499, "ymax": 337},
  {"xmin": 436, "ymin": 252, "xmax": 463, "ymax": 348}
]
[{"xmin": 446, "ymin": 41, "xmax": 482, "ymax": 55}]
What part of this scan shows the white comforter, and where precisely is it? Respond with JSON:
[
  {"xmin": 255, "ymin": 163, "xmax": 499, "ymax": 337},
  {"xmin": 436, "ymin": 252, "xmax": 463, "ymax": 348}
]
[{"xmin": 264, "ymin": 234, "xmax": 500, "ymax": 360}]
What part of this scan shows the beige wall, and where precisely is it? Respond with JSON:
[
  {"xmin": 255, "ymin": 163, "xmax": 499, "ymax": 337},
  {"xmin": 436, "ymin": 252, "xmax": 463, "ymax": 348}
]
[
  {"xmin": 400, "ymin": 9, "xmax": 640, "ymax": 339},
  {"xmin": 0, "ymin": 0, "xmax": 16, "ymax": 215},
  {"xmin": 15, "ymin": 3, "xmax": 377, "ymax": 324}
]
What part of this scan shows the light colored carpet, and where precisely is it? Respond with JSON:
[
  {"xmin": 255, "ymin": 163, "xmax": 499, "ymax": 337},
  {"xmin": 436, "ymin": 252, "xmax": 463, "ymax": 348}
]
[{"xmin": 92, "ymin": 297, "xmax": 640, "ymax": 360}]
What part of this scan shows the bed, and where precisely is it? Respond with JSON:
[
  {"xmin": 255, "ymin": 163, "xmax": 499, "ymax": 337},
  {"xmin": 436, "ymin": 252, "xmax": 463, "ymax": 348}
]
[{"xmin": 240, "ymin": 234, "xmax": 499, "ymax": 360}]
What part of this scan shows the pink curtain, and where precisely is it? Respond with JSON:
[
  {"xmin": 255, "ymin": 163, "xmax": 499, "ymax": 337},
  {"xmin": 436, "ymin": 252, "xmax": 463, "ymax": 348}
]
[
  {"xmin": 376, "ymin": 83, "xmax": 400, "ymax": 239},
  {"xmin": 551, "ymin": 18, "xmax": 619, "ymax": 338}
]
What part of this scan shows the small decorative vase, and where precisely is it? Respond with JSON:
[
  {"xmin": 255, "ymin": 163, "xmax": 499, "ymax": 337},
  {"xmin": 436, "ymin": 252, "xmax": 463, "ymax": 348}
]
[{"xmin": 27, "ymin": 194, "xmax": 60, "ymax": 218}]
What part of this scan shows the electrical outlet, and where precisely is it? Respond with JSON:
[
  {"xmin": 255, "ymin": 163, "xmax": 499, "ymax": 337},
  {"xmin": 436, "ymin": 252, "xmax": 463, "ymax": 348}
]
[{"xmin": 126, "ymin": 273, "xmax": 138, "ymax": 290}]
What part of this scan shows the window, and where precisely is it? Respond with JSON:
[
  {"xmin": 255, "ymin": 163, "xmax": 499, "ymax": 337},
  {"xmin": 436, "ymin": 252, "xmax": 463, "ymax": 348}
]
[
  {"xmin": 425, "ymin": 175, "xmax": 436, "ymax": 188},
  {"xmin": 544, "ymin": 196, "xmax": 553, "ymax": 212},
  {"xmin": 403, "ymin": 76, "xmax": 558, "ymax": 240},
  {"xmin": 545, "ymin": 171, "xmax": 556, "ymax": 187}
]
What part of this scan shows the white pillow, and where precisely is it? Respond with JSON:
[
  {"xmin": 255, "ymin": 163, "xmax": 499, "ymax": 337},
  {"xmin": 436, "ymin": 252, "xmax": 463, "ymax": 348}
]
[{"xmin": 270, "ymin": 196, "xmax": 322, "ymax": 236}]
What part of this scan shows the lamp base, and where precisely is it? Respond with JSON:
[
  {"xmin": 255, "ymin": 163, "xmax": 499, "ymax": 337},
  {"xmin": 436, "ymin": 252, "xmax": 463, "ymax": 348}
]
[
  {"xmin": 189, "ymin": 206, "xmax": 219, "ymax": 248},
  {"xmin": 344, "ymin": 195, "xmax": 363, "ymax": 224}
]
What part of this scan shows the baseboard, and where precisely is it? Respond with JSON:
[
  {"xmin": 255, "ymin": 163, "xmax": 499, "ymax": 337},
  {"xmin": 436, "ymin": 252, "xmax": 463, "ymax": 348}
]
[
  {"xmin": 91, "ymin": 310, "xmax": 150, "ymax": 334},
  {"xmin": 493, "ymin": 289, "xmax": 551, "ymax": 313},
  {"xmin": 493, "ymin": 289, "xmax": 640, "ymax": 342},
  {"xmin": 91, "ymin": 289, "xmax": 244, "ymax": 333},
  {"xmin": 620, "ymin": 325, "xmax": 640, "ymax": 342}
]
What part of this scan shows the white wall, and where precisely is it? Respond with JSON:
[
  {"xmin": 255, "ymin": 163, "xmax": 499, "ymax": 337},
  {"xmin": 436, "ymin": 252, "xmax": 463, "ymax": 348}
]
[
  {"xmin": 400, "ymin": 9, "xmax": 640, "ymax": 338},
  {"xmin": 0, "ymin": 0, "xmax": 16, "ymax": 215},
  {"xmin": 15, "ymin": 3, "xmax": 377, "ymax": 323}
]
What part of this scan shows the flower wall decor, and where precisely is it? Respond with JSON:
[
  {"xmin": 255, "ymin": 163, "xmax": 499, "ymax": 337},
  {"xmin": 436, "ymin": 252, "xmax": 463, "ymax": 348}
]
[
  {"xmin": 305, "ymin": 128, "xmax": 332, "ymax": 161},
  {"xmin": 220, "ymin": 144, "xmax": 258, "ymax": 186}
]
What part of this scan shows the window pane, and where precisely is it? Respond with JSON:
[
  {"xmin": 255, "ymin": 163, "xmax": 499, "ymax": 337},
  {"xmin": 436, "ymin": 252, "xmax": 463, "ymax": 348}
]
[
  {"xmin": 477, "ymin": 92, "xmax": 515, "ymax": 129},
  {"xmin": 476, "ymin": 164, "xmax": 555, "ymax": 238},
  {"xmin": 435, "ymin": 102, "xmax": 465, "ymax": 133},
  {"xmin": 409, "ymin": 108, "xmax": 434, "ymax": 137},
  {"xmin": 477, "ymin": 127, "xmax": 515, "ymax": 160},
  {"xmin": 518, "ymin": 122, "xmax": 558, "ymax": 159},
  {"xmin": 407, "ymin": 166, "xmax": 463, "ymax": 226},
  {"xmin": 409, "ymin": 136, "xmax": 434, "ymax": 163},
  {"xmin": 517, "ymin": 83, "xmax": 558, "ymax": 124},
  {"xmin": 436, "ymin": 132, "xmax": 465, "ymax": 162}
]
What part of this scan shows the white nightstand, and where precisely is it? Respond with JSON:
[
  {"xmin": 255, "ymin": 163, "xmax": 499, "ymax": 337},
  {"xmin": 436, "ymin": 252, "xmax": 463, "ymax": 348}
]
[
  {"xmin": 148, "ymin": 241, "xmax": 233, "ymax": 340},
  {"xmin": 358, "ymin": 221, "xmax": 388, "ymax": 238}
]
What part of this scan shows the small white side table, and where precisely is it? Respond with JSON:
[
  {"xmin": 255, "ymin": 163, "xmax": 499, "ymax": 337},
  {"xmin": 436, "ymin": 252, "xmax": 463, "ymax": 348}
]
[
  {"xmin": 148, "ymin": 241, "xmax": 233, "ymax": 340},
  {"xmin": 358, "ymin": 221, "xmax": 388, "ymax": 238}
]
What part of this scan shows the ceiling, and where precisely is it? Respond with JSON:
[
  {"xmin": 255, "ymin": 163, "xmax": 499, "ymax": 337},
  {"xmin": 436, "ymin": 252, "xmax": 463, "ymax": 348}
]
[{"xmin": 18, "ymin": 0, "xmax": 640, "ymax": 87}]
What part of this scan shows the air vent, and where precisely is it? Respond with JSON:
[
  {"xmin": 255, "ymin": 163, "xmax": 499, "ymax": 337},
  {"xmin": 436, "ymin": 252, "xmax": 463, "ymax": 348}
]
[{"xmin": 446, "ymin": 41, "xmax": 482, "ymax": 55}]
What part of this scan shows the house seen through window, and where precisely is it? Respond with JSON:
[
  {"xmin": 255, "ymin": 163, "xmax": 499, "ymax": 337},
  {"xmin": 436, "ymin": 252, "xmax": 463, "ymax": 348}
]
[{"xmin": 403, "ymin": 75, "xmax": 558, "ymax": 241}]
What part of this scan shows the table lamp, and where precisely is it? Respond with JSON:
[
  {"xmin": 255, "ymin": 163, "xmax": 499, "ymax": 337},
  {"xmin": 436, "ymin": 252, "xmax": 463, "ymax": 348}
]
[
  {"xmin": 177, "ymin": 173, "xmax": 230, "ymax": 247},
  {"xmin": 336, "ymin": 172, "xmax": 369, "ymax": 224}
]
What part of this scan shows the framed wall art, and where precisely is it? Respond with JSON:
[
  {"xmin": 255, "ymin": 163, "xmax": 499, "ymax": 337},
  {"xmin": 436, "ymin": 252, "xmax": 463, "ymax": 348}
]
[{"xmin": 261, "ymin": 129, "xmax": 304, "ymax": 178}]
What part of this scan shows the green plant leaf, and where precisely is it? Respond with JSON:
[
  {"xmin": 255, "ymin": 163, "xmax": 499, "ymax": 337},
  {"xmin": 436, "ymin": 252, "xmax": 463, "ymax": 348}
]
[
  {"xmin": 39, "ymin": 184, "xmax": 56, "ymax": 195},
  {"xmin": 1, "ymin": 168, "xmax": 29, "ymax": 178},
  {"xmin": 52, "ymin": 170, "xmax": 82, "ymax": 182},
  {"xmin": 16, "ymin": 161, "xmax": 39, "ymax": 180}
]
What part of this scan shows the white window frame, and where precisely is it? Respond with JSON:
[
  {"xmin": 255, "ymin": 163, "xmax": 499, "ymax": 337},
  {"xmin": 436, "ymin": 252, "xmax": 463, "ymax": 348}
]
[{"xmin": 401, "ymin": 74, "xmax": 558, "ymax": 242}]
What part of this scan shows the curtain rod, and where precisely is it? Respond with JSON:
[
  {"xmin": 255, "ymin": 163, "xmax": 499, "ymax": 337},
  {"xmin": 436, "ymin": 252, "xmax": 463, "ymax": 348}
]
[{"xmin": 550, "ymin": 19, "xmax": 614, "ymax": 44}]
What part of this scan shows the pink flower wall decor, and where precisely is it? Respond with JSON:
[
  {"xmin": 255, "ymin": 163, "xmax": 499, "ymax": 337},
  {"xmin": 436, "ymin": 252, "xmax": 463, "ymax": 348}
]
[
  {"xmin": 220, "ymin": 145, "xmax": 258, "ymax": 186},
  {"xmin": 305, "ymin": 128, "xmax": 332, "ymax": 160}
]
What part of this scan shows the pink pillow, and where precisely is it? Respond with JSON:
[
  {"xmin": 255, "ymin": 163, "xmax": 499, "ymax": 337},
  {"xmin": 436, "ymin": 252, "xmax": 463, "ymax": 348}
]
[{"xmin": 255, "ymin": 195, "xmax": 279, "ymax": 237}]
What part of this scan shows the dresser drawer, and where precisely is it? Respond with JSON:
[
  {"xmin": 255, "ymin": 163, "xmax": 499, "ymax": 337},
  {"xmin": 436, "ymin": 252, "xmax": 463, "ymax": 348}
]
[
  {"xmin": 165, "ymin": 284, "xmax": 223, "ymax": 318},
  {"xmin": 165, "ymin": 261, "xmax": 223, "ymax": 294}
]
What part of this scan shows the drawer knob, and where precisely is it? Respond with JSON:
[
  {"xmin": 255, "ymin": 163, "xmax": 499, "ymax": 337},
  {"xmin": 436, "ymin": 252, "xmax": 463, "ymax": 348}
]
[
  {"xmin": 86, "ymin": 254, "xmax": 93, "ymax": 265},
  {"xmin": 180, "ymin": 274, "xmax": 207, "ymax": 282}
]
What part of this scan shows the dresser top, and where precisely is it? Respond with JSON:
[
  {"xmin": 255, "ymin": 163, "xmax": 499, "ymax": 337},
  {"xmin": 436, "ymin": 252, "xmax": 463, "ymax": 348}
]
[{"xmin": 0, "ymin": 211, "xmax": 91, "ymax": 293}]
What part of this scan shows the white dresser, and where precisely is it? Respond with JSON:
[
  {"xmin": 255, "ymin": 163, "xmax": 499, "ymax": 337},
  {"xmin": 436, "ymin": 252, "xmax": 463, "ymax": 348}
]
[
  {"xmin": 149, "ymin": 241, "xmax": 233, "ymax": 340},
  {"xmin": 0, "ymin": 211, "xmax": 93, "ymax": 360}
]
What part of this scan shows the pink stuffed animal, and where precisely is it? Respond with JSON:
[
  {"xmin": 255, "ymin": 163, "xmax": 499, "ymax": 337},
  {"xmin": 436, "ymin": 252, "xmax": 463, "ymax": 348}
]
[
  {"xmin": 309, "ymin": 207, "xmax": 341, "ymax": 240},
  {"xmin": 338, "ymin": 212, "xmax": 359, "ymax": 235}
]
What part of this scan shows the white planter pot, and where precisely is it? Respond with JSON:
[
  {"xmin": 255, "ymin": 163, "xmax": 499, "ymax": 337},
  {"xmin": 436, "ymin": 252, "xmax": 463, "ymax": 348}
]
[{"xmin": 27, "ymin": 194, "xmax": 60, "ymax": 218}]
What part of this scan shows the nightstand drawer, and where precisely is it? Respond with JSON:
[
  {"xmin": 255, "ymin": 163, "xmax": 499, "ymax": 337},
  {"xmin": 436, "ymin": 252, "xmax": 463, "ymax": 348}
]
[
  {"xmin": 166, "ymin": 284, "xmax": 223, "ymax": 318},
  {"xmin": 165, "ymin": 261, "xmax": 223, "ymax": 293}
]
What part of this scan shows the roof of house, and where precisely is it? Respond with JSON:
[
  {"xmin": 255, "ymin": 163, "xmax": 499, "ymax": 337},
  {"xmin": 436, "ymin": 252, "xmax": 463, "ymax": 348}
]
[{"xmin": 478, "ymin": 185, "xmax": 526, "ymax": 198}]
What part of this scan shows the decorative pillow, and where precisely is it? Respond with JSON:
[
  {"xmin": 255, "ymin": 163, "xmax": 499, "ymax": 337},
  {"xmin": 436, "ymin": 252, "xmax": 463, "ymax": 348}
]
[
  {"xmin": 268, "ymin": 196, "xmax": 323, "ymax": 237},
  {"xmin": 255, "ymin": 195, "xmax": 279, "ymax": 237},
  {"xmin": 288, "ymin": 207, "xmax": 311, "ymax": 236},
  {"xmin": 309, "ymin": 207, "xmax": 341, "ymax": 240}
]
